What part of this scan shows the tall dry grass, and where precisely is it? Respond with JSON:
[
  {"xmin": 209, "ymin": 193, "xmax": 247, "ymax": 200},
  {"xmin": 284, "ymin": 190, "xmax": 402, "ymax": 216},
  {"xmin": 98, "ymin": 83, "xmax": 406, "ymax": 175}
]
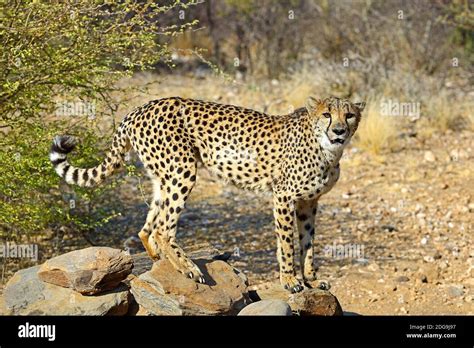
[
  {"xmin": 353, "ymin": 97, "xmax": 398, "ymax": 154},
  {"xmin": 423, "ymin": 91, "xmax": 472, "ymax": 132}
]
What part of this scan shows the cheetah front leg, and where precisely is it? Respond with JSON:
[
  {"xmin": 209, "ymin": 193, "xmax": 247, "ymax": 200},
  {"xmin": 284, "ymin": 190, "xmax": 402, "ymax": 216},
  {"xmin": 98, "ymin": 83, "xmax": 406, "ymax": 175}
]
[
  {"xmin": 273, "ymin": 194, "xmax": 304, "ymax": 293},
  {"xmin": 296, "ymin": 198, "xmax": 330, "ymax": 290},
  {"xmin": 296, "ymin": 199, "xmax": 318, "ymax": 282}
]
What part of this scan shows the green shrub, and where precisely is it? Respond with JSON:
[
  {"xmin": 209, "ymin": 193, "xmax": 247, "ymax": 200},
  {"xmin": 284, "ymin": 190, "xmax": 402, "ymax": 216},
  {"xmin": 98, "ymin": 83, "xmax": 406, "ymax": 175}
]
[{"xmin": 0, "ymin": 0, "xmax": 197, "ymax": 242}]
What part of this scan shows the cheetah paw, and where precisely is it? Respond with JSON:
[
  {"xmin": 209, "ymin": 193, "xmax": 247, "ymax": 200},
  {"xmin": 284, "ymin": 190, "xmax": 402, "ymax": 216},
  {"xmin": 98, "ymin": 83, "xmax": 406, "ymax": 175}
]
[
  {"xmin": 188, "ymin": 271, "xmax": 206, "ymax": 284},
  {"xmin": 316, "ymin": 279, "xmax": 331, "ymax": 290},
  {"xmin": 281, "ymin": 275, "xmax": 304, "ymax": 293}
]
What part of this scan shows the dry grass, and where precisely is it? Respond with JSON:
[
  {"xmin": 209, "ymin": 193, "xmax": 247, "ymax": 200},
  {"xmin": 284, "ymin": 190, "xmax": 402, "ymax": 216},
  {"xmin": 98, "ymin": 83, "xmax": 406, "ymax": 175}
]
[
  {"xmin": 354, "ymin": 97, "xmax": 398, "ymax": 154},
  {"xmin": 284, "ymin": 80, "xmax": 315, "ymax": 110},
  {"xmin": 423, "ymin": 92, "xmax": 463, "ymax": 132}
]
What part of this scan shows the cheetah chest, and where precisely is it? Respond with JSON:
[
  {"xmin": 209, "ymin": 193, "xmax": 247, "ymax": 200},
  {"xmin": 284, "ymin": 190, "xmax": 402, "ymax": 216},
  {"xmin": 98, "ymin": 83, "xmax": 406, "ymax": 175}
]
[{"xmin": 288, "ymin": 163, "xmax": 341, "ymax": 200}]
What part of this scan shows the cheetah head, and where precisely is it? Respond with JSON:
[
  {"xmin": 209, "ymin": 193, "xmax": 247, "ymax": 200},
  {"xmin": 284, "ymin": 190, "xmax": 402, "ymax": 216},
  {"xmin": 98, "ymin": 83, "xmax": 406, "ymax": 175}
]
[{"xmin": 306, "ymin": 96, "xmax": 365, "ymax": 152}]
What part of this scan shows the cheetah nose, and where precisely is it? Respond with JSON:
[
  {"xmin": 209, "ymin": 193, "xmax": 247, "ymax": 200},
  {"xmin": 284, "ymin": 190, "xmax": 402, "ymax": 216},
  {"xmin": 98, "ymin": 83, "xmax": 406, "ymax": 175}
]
[{"xmin": 332, "ymin": 127, "xmax": 346, "ymax": 136}]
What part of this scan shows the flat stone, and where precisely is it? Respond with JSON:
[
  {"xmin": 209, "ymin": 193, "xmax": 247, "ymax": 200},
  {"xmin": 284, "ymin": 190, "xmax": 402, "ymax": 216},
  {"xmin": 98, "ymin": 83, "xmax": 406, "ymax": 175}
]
[
  {"xmin": 396, "ymin": 276, "xmax": 410, "ymax": 283},
  {"xmin": 38, "ymin": 247, "xmax": 133, "ymax": 295},
  {"xmin": 4, "ymin": 265, "xmax": 129, "ymax": 315},
  {"xmin": 130, "ymin": 257, "xmax": 249, "ymax": 315},
  {"xmin": 129, "ymin": 274, "xmax": 182, "ymax": 315},
  {"xmin": 250, "ymin": 281, "xmax": 343, "ymax": 316},
  {"xmin": 238, "ymin": 299, "xmax": 292, "ymax": 316}
]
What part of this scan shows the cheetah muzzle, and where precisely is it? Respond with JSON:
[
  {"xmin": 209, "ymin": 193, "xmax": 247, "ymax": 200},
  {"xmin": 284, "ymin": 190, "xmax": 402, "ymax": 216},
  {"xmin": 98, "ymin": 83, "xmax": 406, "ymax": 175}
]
[{"xmin": 50, "ymin": 96, "xmax": 365, "ymax": 294}]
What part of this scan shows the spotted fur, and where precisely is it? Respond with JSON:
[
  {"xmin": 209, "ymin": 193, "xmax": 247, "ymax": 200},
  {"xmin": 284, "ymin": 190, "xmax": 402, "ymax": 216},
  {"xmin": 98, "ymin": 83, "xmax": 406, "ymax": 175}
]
[{"xmin": 50, "ymin": 96, "xmax": 365, "ymax": 293}]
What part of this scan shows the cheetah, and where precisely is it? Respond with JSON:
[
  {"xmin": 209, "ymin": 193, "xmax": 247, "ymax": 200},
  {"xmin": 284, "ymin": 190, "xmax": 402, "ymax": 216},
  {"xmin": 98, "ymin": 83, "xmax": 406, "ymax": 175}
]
[{"xmin": 50, "ymin": 96, "xmax": 365, "ymax": 293}]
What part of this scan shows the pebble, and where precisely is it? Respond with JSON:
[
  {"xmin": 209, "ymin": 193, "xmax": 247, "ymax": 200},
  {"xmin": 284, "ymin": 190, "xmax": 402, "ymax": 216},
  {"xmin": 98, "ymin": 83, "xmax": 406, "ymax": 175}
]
[
  {"xmin": 382, "ymin": 224, "xmax": 397, "ymax": 232},
  {"xmin": 396, "ymin": 276, "xmax": 410, "ymax": 283},
  {"xmin": 424, "ymin": 151, "xmax": 436, "ymax": 162},
  {"xmin": 447, "ymin": 286, "xmax": 464, "ymax": 298},
  {"xmin": 423, "ymin": 256, "xmax": 435, "ymax": 263}
]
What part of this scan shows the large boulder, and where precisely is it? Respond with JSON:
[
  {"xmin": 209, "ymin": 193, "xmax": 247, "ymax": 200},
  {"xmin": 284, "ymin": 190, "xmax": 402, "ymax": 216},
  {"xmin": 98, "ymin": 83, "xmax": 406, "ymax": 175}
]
[
  {"xmin": 130, "ymin": 257, "xmax": 249, "ymax": 316},
  {"xmin": 238, "ymin": 299, "xmax": 292, "ymax": 316},
  {"xmin": 250, "ymin": 281, "xmax": 343, "ymax": 316},
  {"xmin": 38, "ymin": 247, "xmax": 133, "ymax": 295},
  {"xmin": 4, "ymin": 265, "xmax": 129, "ymax": 315}
]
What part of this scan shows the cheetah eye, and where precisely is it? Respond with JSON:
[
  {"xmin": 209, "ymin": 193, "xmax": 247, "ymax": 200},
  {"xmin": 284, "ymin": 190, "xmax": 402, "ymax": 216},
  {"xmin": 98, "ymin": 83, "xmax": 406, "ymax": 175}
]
[
  {"xmin": 323, "ymin": 112, "xmax": 331, "ymax": 118},
  {"xmin": 346, "ymin": 113, "xmax": 355, "ymax": 119}
]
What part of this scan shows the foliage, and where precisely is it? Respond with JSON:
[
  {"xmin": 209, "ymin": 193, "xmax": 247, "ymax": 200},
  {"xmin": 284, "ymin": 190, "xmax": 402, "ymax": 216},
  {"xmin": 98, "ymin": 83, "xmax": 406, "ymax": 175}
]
[{"xmin": 0, "ymin": 0, "xmax": 196, "ymax": 240}]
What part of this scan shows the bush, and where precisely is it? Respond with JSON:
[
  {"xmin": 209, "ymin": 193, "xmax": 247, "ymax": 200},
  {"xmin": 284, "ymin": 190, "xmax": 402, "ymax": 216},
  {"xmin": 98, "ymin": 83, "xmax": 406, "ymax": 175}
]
[
  {"xmin": 0, "ymin": 122, "xmax": 120, "ymax": 240},
  {"xmin": 0, "ymin": 0, "xmax": 196, "ymax": 243}
]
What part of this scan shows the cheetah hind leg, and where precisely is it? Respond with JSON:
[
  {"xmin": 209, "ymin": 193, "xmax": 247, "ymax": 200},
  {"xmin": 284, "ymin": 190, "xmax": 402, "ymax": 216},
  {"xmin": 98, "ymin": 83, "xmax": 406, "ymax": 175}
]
[
  {"xmin": 147, "ymin": 166, "xmax": 205, "ymax": 283},
  {"xmin": 138, "ymin": 230, "xmax": 160, "ymax": 261},
  {"xmin": 137, "ymin": 199, "xmax": 161, "ymax": 260}
]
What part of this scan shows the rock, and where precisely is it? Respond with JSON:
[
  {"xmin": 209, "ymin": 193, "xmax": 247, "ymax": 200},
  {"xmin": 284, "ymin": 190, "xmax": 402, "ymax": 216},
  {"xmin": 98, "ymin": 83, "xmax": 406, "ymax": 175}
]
[
  {"xmin": 447, "ymin": 285, "xmax": 464, "ymax": 298},
  {"xmin": 130, "ymin": 257, "xmax": 249, "ymax": 316},
  {"xmin": 418, "ymin": 265, "xmax": 440, "ymax": 283},
  {"xmin": 289, "ymin": 289, "xmax": 343, "ymax": 316},
  {"xmin": 4, "ymin": 266, "xmax": 129, "ymax": 315},
  {"xmin": 38, "ymin": 247, "xmax": 133, "ymax": 295},
  {"xmin": 395, "ymin": 276, "xmax": 410, "ymax": 283},
  {"xmin": 238, "ymin": 299, "xmax": 292, "ymax": 316},
  {"xmin": 250, "ymin": 282, "xmax": 342, "ymax": 316},
  {"xmin": 449, "ymin": 148, "xmax": 468, "ymax": 161},
  {"xmin": 381, "ymin": 224, "xmax": 397, "ymax": 232},
  {"xmin": 423, "ymin": 255, "xmax": 435, "ymax": 263},
  {"xmin": 130, "ymin": 243, "xmax": 231, "ymax": 278},
  {"xmin": 131, "ymin": 253, "xmax": 154, "ymax": 277},
  {"xmin": 424, "ymin": 151, "xmax": 436, "ymax": 162},
  {"xmin": 129, "ymin": 274, "xmax": 182, "ymax": 315}
]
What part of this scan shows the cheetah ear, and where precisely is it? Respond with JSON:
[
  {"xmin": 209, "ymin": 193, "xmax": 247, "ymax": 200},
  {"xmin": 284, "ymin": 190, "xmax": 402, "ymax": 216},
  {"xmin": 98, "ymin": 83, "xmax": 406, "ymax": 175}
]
[
  {"xmin": 305, "ymin": 96, "xmax": 322, "ymax": 113},
  {"xmin": 354, "ymin": 102, "xmax": 366, "ymax": 112}
]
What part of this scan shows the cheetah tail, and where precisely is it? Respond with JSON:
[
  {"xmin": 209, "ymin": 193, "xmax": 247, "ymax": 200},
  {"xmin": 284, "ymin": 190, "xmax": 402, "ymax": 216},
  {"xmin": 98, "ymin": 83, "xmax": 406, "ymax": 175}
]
[{"xmin": 50, "ymin": 125, "xmax": 130, "ymax": 187}]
